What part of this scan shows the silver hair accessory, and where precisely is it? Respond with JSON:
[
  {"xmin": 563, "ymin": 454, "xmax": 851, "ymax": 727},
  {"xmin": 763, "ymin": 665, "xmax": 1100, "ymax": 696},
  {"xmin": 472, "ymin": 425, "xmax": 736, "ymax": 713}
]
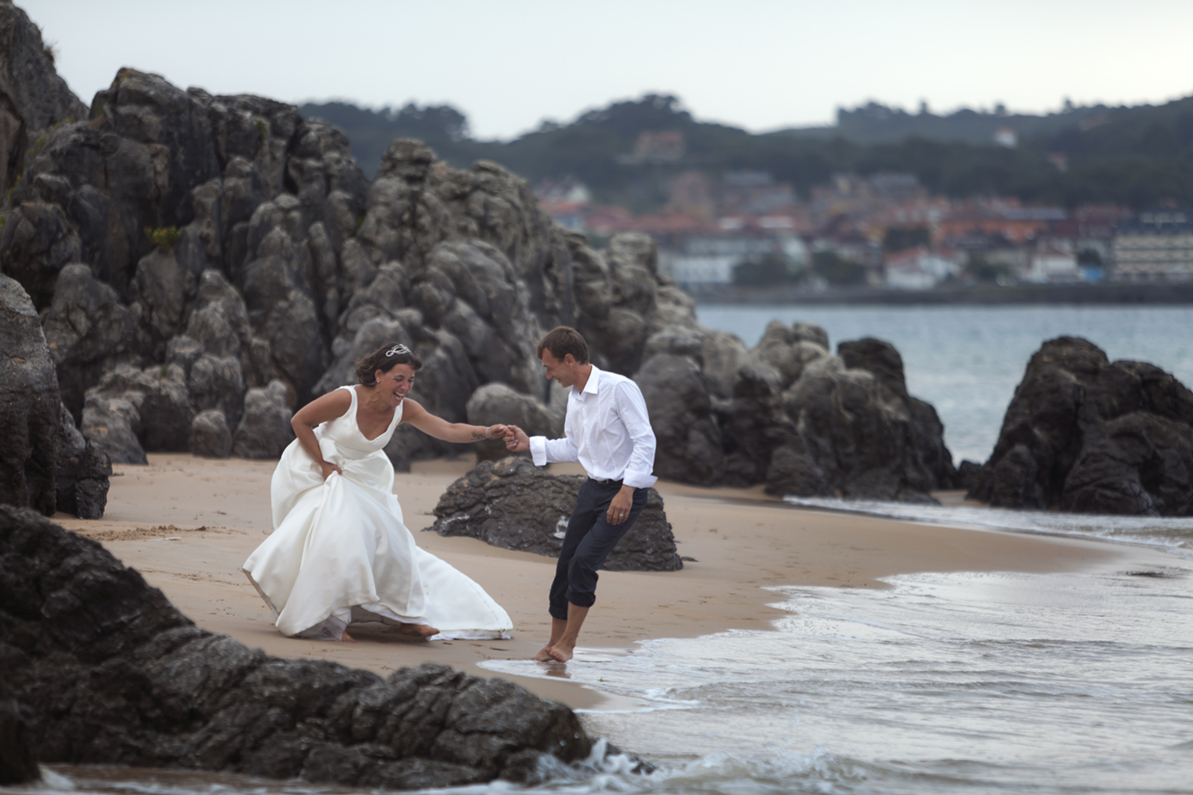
[{"xmin": 385, "ymin": 344, "xmax": 411, "ymax": 357}]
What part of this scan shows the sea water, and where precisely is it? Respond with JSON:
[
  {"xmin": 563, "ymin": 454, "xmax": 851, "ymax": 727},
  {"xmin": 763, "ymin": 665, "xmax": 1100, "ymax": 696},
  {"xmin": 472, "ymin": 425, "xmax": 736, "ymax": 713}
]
[{"xmin": 28, "ymin": 305, "xmax": 1193, "ymax": 795}]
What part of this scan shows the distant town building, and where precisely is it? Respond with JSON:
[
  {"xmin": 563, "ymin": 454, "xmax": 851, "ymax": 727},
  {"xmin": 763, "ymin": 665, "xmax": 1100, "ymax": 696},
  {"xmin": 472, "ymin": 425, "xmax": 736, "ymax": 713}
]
[
  {"xmin": 1112, "ymin": 210, "xmax": 1193, "ymax": 282},
  {"xmin": 666, "ymin": 170, "xmax": 798, "ymax": 220},
  {"xmin": 884, "ymin": 247, "xmax": 961, "ymax": 290},
  {"xmin": 1024, "ymin": 247, "xmax": 1080, "ymax": 283}
]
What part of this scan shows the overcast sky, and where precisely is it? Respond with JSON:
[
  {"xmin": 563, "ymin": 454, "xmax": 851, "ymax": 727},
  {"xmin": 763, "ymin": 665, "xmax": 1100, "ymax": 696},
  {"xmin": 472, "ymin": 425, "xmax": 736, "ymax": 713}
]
[{"xmin": 21, "ymin": 0, "xmax": 1193, "ymax": 140}]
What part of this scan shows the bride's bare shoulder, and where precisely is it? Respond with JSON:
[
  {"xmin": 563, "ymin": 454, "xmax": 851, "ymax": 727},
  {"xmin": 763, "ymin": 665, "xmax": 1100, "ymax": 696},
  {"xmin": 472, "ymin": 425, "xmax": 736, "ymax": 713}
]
[{"xmin": 294, "ymin": 388, "xmax": 353, "ymax": 426}]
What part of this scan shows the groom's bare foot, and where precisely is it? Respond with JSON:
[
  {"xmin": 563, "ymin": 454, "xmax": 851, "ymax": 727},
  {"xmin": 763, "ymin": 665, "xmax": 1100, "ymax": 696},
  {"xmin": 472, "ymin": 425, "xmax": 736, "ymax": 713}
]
[
  {"xmin": 339, "ymin": 630, "xmax": 357, "ymax": 643},
  {"xmin": 398, "ymin": 623, "xmax": 439, "ymax": 638},
  {"xmin": 546, "ymin": 641, "xmax": 575, "ymax": 662},
  {"xmin": 531, "ymin": 645, "xmax": 556, "ymax": 661}
]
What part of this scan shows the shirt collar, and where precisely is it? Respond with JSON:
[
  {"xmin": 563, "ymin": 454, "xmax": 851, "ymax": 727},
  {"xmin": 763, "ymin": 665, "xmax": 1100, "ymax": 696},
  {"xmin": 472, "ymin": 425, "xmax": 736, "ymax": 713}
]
[{"xmin": 575, "ymin": 364, "xmax": 601, "ymax": 399}]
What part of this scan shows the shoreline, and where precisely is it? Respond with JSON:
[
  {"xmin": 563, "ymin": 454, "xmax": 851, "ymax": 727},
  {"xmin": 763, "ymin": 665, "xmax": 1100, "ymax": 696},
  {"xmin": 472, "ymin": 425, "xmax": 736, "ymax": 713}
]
[
  {"xmin": 688, "ymin": 281, "xmax": 1193, "ymax": 306},
  {"xmin": 55, "ymin": 454, "xmax": 1132, "ymax": 711}
]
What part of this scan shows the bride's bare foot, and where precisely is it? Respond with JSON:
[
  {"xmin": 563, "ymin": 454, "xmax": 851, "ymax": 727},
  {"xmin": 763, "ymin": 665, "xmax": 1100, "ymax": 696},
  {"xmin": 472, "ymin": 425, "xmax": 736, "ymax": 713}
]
[
  {"xmin": 530, "ymin": 645, "xmax": 555, "ymax": 661},
  {"xmin": 339, "ymin": 630, "xmax": 357, "ymax": 643},
  {"xmin": 398, "ymin": 623, "xmax": 439, "ymax": 638}
]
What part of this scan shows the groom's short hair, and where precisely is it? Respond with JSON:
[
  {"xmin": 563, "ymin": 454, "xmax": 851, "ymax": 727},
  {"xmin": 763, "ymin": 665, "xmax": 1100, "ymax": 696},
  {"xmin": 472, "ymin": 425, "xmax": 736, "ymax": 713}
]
[{"xmin": 537, "ymin": 326, "xmax": 589, "ymax": 364}]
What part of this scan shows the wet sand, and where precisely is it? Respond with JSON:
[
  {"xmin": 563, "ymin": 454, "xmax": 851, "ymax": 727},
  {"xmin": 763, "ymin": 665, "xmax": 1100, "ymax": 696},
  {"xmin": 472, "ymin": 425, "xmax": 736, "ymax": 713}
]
[{"xmin": 54, "ymin": 454, "xmax": 1123, "ymax": 710}]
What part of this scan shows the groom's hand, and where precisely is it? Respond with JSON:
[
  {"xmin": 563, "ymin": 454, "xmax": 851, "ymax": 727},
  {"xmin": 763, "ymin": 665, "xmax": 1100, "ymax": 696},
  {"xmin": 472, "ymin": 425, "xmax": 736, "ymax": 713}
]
[{"xmin": 504, "ymin": 425, "xmax": 530, "ymax": 452}]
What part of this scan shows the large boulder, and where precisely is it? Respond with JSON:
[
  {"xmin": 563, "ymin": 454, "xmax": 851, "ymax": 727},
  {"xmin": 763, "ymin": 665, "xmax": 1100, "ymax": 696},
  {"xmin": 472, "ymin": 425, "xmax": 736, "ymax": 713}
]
[
  {"xmin": 429, "ymin": 457, "xmax": 683, "ymax": 572},
  {"xmin": 233, "ymin": 380, "xmax": 294, "ymax": 459},
  {"xmin": 635, "ymin": 352, "xmax": 724, "ymax": 485},
  {"xmin": 0, "ymin": 504, "xmax": 592, "ymax": 788},
  {"xmin": 764, "ymin": 337, "xmax": 955, "ymax": 502},
  {"xmin": 465, "ymin": 382, "xmax": 564, "ymax": 462},
  {"xmin": 40, "ymin": 263, "xmax": 139, "ymax": 421},
  {"xmin": 80, "ymin": 362, "xmax": 196, "ymax": 463},
  {"xmin": 969, "ymin": 337, "xmax": 1193, "ymax": 515},
  {"xmin": 0, "ymin": 274, "xmax": 60, "ymax": 514}
]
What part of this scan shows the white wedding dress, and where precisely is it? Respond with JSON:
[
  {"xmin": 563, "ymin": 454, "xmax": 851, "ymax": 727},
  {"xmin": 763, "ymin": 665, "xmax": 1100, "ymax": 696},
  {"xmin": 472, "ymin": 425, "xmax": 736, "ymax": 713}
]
[{"xmin": 242, "ymin": 385, "xmax": 512, "ymax": 641}]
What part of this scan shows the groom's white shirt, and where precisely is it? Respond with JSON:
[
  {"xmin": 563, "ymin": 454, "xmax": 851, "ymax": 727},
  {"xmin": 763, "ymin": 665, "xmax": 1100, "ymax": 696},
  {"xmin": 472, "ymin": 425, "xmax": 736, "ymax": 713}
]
[{"xmin": 529, "ymin": 365, "xmax": 657, "ymax": 489}]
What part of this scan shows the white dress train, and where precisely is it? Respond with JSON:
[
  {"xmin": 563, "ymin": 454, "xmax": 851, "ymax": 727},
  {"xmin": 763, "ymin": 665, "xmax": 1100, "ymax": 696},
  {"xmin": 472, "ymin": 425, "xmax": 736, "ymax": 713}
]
[{"xmin": 242, "ymin": 385, "xmax": 512, "ymax": 640}]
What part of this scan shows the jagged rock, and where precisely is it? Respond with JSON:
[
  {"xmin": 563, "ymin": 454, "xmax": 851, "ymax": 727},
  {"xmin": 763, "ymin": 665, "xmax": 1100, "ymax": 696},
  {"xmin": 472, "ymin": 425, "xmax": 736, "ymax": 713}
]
[
  {"xmin": 81, "ymin": 387, "xmax": 146, "ymax": 465},
  {"xmin": 635, "ymin": 353, "xmax": 724, "ymax": 485},
  {"xmin": 0, "ymin": 200, "xmax": 83, "ymax": 308},
  {"xmin": 429, "ymin": 457, "xmax": 682, "ymax": 572},
  {"xmin": 838, "ymin": 338, "xmax": 957, "ymax": 489},
  {"xmin": 191, "ymin": 408, "xmax": 232, "ymax": 458},
  {"xmin": 766, "ymin": 340, "xmax": 952, "ymax": 503},
  {"xmin": 969, "ymin": 337, "xmax": 1193, "ymax": 515},
  {"xmin": 751, "ymin": 320, "xmax": 831, "ymax": 390},
  {"xmin": 0, "ymin": 274, "xmax": 60, "ymax": 514},
  {"xmin": 54, "ymin": 402, "xmax": 111, "ymax": 519},
  {"xmin": 714, "ymin": 364, "xmax": 794, "ymax": 486},
  {"xmin": 41, "ymin": 263, "xmax": 138, "ymax": 420},
  {"xmin": 233, "ymin": 380, "xmax": 294, "ymax": 459},
  {"xmin": 0, "ymin": 505, "xmax": 592, "ymax": 789},
  {"xmin": 0, "ymin": 0, "xmax": 87, "ymax": 191},
  {"xmin": 80, "ymin": 362, "xmax": 197, "ymax": 463}
]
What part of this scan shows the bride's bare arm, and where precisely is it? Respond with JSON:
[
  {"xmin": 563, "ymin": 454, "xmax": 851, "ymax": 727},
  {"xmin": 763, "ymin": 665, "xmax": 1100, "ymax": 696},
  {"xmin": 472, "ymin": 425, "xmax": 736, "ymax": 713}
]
[
  {"xmin": 291, "ymin": 389, "xmax": 353, "ymax": 478},
  {"xmin": 400, "ymin": 399, "xmax": 507, "ymax": 444}
]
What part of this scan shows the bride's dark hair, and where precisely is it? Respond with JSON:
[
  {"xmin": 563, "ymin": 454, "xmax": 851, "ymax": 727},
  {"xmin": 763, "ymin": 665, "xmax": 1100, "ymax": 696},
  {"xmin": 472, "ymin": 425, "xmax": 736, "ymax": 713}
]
[{"xmin": 355, "ymin": 342, "xmax": 423, "ymax": 385}]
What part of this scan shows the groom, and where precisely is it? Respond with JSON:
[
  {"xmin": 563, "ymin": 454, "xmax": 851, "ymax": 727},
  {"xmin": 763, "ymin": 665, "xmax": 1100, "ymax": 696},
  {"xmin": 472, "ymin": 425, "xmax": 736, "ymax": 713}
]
[{"xmin": 504, "ymin": 326, "xmax": 657, "ymax": 662}]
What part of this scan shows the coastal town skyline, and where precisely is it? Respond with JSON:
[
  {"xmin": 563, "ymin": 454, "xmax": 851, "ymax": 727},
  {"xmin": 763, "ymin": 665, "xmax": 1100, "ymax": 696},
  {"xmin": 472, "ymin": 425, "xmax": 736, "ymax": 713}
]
[{"xmin": 22, "ymin": 0, "xmax": 1193, "ymax": 140}]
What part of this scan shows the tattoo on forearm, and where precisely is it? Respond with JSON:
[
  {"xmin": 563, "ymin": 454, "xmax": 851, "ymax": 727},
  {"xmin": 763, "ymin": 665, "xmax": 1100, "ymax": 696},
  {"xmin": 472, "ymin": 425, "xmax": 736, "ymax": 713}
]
[{"xmin": 470, "ymin": 429, "xmax": 487, "ymax": 441}]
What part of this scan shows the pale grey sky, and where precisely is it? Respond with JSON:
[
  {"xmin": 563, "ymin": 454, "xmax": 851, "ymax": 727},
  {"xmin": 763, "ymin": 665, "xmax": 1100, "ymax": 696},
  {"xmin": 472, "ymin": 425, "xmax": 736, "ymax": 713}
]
[{"xmin": 21, "ymin": 0, "xmax": 1193, "ymax": 140}]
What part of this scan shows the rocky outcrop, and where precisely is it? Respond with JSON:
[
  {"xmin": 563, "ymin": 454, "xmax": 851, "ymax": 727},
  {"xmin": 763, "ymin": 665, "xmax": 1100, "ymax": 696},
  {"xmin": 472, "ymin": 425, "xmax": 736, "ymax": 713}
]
[
  {"xmin": 968, "ymin": 337, "xmax": 1193, "ymax": 516},
  {"xmin": 0, "ymin": 274, "xmax": 60, "ymax": 514},
  {"xmin": 429, "ymin": 457, "xmax": 683, "ymax": 572},
  {"xmin": 54, "ymin": 402, "xmax": 111, "ymax": 519},
  {"xmin": 635, "ymin": 322, "xmax": 957, "ymax": 502},
  {"xmin": 0, "ymin": 504, "xmax": 593, "ymax": 788},
  {"xmin": 1, "ymin": 54, "xmax": 958, "ymax": 504},
  {"xmin": 0, "ymin": 1, "xmax": 88, "ymax": 192}
]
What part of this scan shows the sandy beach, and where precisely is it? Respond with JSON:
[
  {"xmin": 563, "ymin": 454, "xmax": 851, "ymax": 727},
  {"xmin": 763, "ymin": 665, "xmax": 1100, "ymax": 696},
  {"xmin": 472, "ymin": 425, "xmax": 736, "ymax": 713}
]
[{"xmin": 54, "ymin": 453, "xmax": 1123, "ymax": 710}]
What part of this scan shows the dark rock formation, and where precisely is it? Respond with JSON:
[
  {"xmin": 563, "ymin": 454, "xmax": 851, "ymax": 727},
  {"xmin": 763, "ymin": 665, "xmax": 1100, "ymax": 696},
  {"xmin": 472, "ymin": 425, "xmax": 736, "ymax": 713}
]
[
  {"xmin": 0, "ymin": 1, "xmax": 88, "ymax": 192},
  {"xmin": 0, "ymin": 51, "xmax": 959, "ymax": 505},
  {"xmin": 0, "ymin": 677, "xmax": 38, "ymax": 786},
  {"xmin": 0, "ymin": 504, "xmax": 592, "ymax": 789},
  {"xmin": 54, "ymin": 401, "xmax": 111, "ymax": 519},
  {"xmin": 968, "ymin": 336, "xmax": 1193, "ymax": 515},
  {"xmin": 635, "ymin": 352, "xmax": 724, "ymax": 485},
  {"xmin": 634, "ymin": 323, "xmax": 957, "ymax": 502},
  {"xmin": 191, "ymin": 408, "xmax": 232, "ymax": 458},
  {"xmin": 0, "ymin": 274, "xmax": 60, "ymax": 514},
  {"xmin": 232, "ymin": 380, "xmax": 294, "ymax": 459},
  {"xmin": 429, "ymin": 457, "xmax": 682, "ymax": 572},
  {"xmin": 766, "ymin": 338, "xmax": 955, "ymax": 502}
]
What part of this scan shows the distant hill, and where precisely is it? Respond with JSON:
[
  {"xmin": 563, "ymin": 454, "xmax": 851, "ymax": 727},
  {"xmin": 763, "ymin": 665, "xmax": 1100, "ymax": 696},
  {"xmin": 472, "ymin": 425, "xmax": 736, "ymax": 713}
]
[{"xmin": 300, "ymin": 93, "xmax": 1193, "ymax": 210}]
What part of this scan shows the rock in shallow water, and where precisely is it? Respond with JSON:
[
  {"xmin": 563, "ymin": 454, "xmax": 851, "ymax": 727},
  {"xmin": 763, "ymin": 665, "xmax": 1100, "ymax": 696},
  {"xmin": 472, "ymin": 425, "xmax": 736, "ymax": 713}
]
[
  {"xmin": 0, "ymin": 505, "xmax": 592, "ymax": 789},
  {"xmin": 969, "ymin": 336, "xmax": 1193, "ymax": 516}
]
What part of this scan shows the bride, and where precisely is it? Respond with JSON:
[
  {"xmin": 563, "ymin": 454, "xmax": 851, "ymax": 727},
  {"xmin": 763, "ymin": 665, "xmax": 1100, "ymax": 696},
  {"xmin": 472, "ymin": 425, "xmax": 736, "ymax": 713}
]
[{"xmin": 242, "ymin": 342, "xmax": 513, "ymax": 643}]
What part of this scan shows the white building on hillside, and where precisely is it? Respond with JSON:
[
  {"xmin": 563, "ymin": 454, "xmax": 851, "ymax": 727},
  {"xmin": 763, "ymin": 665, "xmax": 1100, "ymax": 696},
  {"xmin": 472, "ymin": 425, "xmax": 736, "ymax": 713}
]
[{"xmin": 884, "ymin": 247, "xmax": 961, "ymax": 290}]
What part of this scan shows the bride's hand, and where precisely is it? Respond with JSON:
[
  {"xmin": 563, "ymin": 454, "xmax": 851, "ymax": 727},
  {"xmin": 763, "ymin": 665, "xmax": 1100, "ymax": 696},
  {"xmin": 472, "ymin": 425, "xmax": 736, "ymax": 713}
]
[
  {"xmin": 486, "ymin": 424, "xmax": 508, "ymax": 440},
  {"xmin": 320, "ymin": 460, "xmax": 342, "ymax": 480}
]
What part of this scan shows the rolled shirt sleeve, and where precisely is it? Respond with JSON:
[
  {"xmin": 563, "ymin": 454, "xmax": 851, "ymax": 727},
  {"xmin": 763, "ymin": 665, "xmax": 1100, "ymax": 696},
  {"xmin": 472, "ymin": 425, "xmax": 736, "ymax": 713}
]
[{"xmin": 615, "ymin": 380, "xmax": 657, "ymax": 489}]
